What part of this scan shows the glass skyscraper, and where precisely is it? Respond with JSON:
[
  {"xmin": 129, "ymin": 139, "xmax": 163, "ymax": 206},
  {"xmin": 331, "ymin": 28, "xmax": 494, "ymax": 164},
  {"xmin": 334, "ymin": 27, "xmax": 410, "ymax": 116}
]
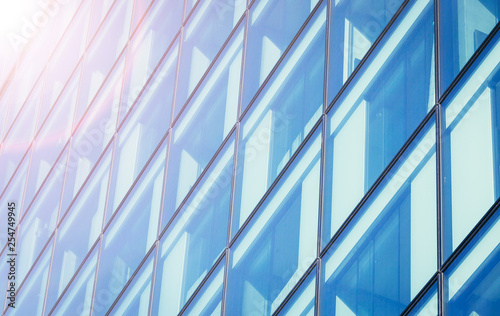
[{"xmin": 0, "ymin": 0, "xmax": 499, "ymax": 314}]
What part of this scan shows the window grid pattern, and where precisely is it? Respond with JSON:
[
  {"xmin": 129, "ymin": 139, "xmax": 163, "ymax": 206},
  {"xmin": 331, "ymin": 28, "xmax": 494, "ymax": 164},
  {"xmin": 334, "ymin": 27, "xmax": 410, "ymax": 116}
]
[{"xmin": 0, "ymin": 0, "xmax": 498, "ymax": 315}]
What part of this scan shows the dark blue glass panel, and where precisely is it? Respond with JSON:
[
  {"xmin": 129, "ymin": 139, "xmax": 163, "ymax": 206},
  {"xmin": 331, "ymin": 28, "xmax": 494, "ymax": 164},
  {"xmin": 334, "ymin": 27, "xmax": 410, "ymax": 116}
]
[
  {"xmin": 441, "ymin": 29, "xmax": 500, "ymax": 260},
  {"xmin": 445, "ymin": 207, "xmax": 500, "ymax": 315},
  {"xmin": 241, "ymin": 0, "xmax": 319, "ymax": 111},
  {"xmin": 321, "ymin": 119, "xmax": 437, "ymax": 316},
  {"xmin": 439, "ymin": 0, "xmax": 499, "ymax": 94},
  {"xmin": 232, "ymin": 3, "xmax": 325, "ymax": 236},
  {"xmin": 327, "ymin": 0, "xmax": 404, "ymax": 103},
  {"xmin": 226, "ymin": 125, "xmax": 321, "ymax": 315},
  {"xmin": 277, "ymin": 267, "xmax": 316, "ymax": 316},
  {"xmin": 323, "ymin": 0, "xmax": 435, "ymax": 245}
]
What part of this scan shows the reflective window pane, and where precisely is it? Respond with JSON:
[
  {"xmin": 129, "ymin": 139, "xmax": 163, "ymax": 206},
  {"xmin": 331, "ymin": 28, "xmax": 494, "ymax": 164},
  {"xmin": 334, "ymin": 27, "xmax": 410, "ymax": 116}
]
[
  {"xmin": 439, "ymin": 0, "xmax": 500, "ymax": 93},
  {"xmin": 321, "ymin": 119, "xmax": 437, "ymax": 316},
  {"xmin": 182, "ymin": 258, "xmax": 225, "ymax": 316},
  {"xmin": 151, "ymin": 138, "xmax": 234, "ymax": 315},
  {"xmin": 226, "ymin": 125, "xmax": 321, "ymax": 315},
  {"xmin": 241, "ymin": 0, "xmax": 319, "ymax": 110},
  {"xmin": 49, "ymin": 242, "xmax": 99, "ymax": 316},
  {"xmin": 327, "ymin": 0, "xmax": 404, "ymax": 103},
  {"xmin": 442, "ymin": 30, "xmax": 500, "ymax": 260},
  {"xmin": 277, "ymin": 267, "xmax": 316, "ymax": 316},
  {"xmin": 161, "ymin": 23, "xmax": 243, "ymax": 226},
  {"xmin": 45, "ymin": 144, "xmax": 112, "ymax": 312},
  {"xmin": 93, "ymin": 141, "xmax": 166, "ymax": 314},
  {"xmin": 445, "ymin": 207, "xmax": 500, "ymax": 316},
  {"xmin": 173, "ymin": 0, "xmax": 245, "ymax": 116},
  {"xmin": 406, "ymin": 285, "xmax": 438, "ymax": 316},
  {"xmin": 232, "ymin": 4, "xmax": 325, "ymax": 235},
  {"xmin": 107, "ymin": 248, "xmax": 155, "ymax": 316},
  {"xmin": 323, "ymin": 0, "xmax": 435, "ymax": 244}
]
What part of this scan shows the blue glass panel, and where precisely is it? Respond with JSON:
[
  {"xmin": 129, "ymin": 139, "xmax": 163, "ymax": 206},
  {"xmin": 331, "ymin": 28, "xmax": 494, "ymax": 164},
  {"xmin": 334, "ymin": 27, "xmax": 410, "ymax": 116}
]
[
  {"xmin": 445, "ymin": 207, "xmax": 500, "ymax": 315},
  {"xmin": 439, "ymin": 0, "xmax": 499, "ymax": 94},
  {"xmin": 277, "ymin": 267, "xmax": 316, "ymax": 316},
  {"xmin": 107, "ymin": 42, "xmax": 177, "ymax": 213},
  {"xmin": 93, "ymin": 141, "xmax": 166, "ymax": 315},
  {"xmin": 322, "ymin": 0, "xmax": 435, "ymax": 245},
  {"xmin": 327, "ymin": 0, "xmax": 404, "ymax": 103},
  {"xmin": 173, "ymin": 0, "xmax": 245, "ymax": 116},
  {"xmin": 15, "ymin": 144, "xmax": 68, "ymax": 285},
  {"xmin": 3, "ymin": 238, "xmax": 52, "ymax": 316},
  {"xmin": 232, "ymin": 3, "xmax": 325, "ymax": 236},
  {"xmin": 406, "ymin": 285, "xmax": 438, "ymax": 316},
  {"xmin": 151, "ymin": 138, "xmax": 234, "ymax": 315},
  {"xmin": 321, "ymin": 119, "xmax": 437, "ymax": 316},
  {"xmin": 241, "ymin": 0, "xmax": 319, "ymax": 110},
  {"xmin": 182, "ymin": 258, "xmax": 225, "ymax": 316},
  {"xmin": 0, "ymin": 157, "xmax": 29, "ymax": 247},
  {"xmin": 45, "ymin": 144, "xmax": 112, "ymax": 313},
  {"xmin": 441, "ymin": 29, "xmax": 500, "ymax": 259},
  {"xmin": 107, "ymin": 248, "xmax": 155, "ymax": 316},
  {"xmin": 161, "ymin": 22, "xmax": 243, "ymax": 226},
  {"xmin": 49, "ymin": 242, "xmax": 99, "ymax": 316},
  {"xmin": 226, "ymin": 125, "xmax": 321, "ymax": 315}
]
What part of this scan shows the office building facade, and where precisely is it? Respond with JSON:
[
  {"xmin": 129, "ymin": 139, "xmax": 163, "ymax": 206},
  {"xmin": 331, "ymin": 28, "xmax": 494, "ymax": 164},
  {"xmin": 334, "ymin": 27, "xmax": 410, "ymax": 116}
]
[{"xmin": 0, "ymin": 0, "xmax": 499, "ymax": 314}]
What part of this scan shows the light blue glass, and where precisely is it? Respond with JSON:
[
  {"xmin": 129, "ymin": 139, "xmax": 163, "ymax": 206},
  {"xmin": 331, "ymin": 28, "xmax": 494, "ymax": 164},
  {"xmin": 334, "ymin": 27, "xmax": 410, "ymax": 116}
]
[
  {"xmin": 322, "ymin": 0, "xmax": 435, "ymax": 245},
  {"xmin": 0, "ymin": 157, "xmax": 29, "ymax": 247},
  {"xmin": 120, "ymin": 10, "xmax": 182, "ymax": 121},
  {"xmin": 93, "ymin": 141, "xmax": 166, "ymax": 315},
  {"xmin": 441, "ymin": 29, "xmax": 500, "ymax": 260},
  {"xmin": 3, "ymin": 238, "xmax": 52, "ymax": 316},
  {"xmin": 107, "ymin": 248, "xmax": 155, "ymax": 316},
  {"xmin": 107, "ymin": 41, "xmax": 177, "ymax": 211},
  {"xmin": 49, "ymin": 242, "xmax": 99, "ymax": 316},
  {"xmin": 0, "ymin": 79, "xmax": 43, "ymax": 195},
  {"xmin": 445, "ymin": 207, "xmax": 500, "ymax": 316},
  {"xmin": 241, "ymin": 0, "xmax": 319, "ymax": 110},
  {"xmin": 173, "ymin": 0, "xmax": 245, "ymax": 116},
  {"xmin": 161, "ymin": 22, "xmax": 243, "ymax": 226},
  {"xmin": 232, "ymin": 3, "xmax": 325, "ymax": 236},
  {"xmin": 439, "ymin": 0, "xmax": 499, "ymax": 94},
  {"xmin": 45, "ymin": 143, "xmax": 112, "ymax": 313},
  {"xmin": 277, "ymin": 267, "xmax": 316, "ymax": 316},
  {"xmin": 320, "ymin": 119, "xmax": 437, "ymax": 316},
  {"xmin": 226, "ymin": 125, "xmax": 321, "ymax": 315},
  {"xmin": 0, "ymin": 251, "xmax": 9, "ymax": 311},
  {"xmin": 327, "ymin": 0, "xmax": 404, "ymax": 103},
  {"xmin": 406, "ymin": 285, "xmax": 438, "ymax": 316},
  {"xmin": 151, "ymin": 137, "xmax": 234, "ymax": 315},
  {"xmin": 15, "ymin": 144, "xmax": 68, "ymax": 285},
  {"xmin": 38, "ymin": 1, "xmax": 91, "ymax": 115},
  {"xmin": 182, "ymin": 258, "xmax": 225, "ymax": 316},
  {"xmin": 76, "ymin": 1, "xmax": 132, "ymax": 121}
]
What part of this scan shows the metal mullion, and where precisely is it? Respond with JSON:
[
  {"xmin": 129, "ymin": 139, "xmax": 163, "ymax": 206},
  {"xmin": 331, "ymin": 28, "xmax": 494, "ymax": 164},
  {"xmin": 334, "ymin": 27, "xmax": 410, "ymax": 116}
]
[
  {"xmin": 435, "ymin": 102, "xmax": 445, "ymax": 316},
  {"xmin": 400, "ymin": 274, "xmax": 439, "ymax": 315},
  {"xmin": 147, "ymin": 241, "xmax": 160, "ymax": 316},
  {"xmin": 317, "ymin": 114, "xmax": 327, "ymax": 257},
  {"xmin": 221, "ymin": 248, "xmax": 230, "ymax": 316},
  {"xmin": 89, "ymin": 234, "xmax": 104, "ymax": 316},
  {"xmin": 227, "ymin": 121, "xmax": 241, "ymax": 246},
  {"xmin": 237, "ymin": 10, "xmax": 249, "ymax": 119},
  {"xmin": 41, "ymin": 230, "xmax": 59, "ymax": 316},
  {"xmin": 434, "ymin": 0, "xmax": 441, "ymax": 102},
  {"xmin": 169, "ymin": 27, "xmax": 184, "ymax": 128}
]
